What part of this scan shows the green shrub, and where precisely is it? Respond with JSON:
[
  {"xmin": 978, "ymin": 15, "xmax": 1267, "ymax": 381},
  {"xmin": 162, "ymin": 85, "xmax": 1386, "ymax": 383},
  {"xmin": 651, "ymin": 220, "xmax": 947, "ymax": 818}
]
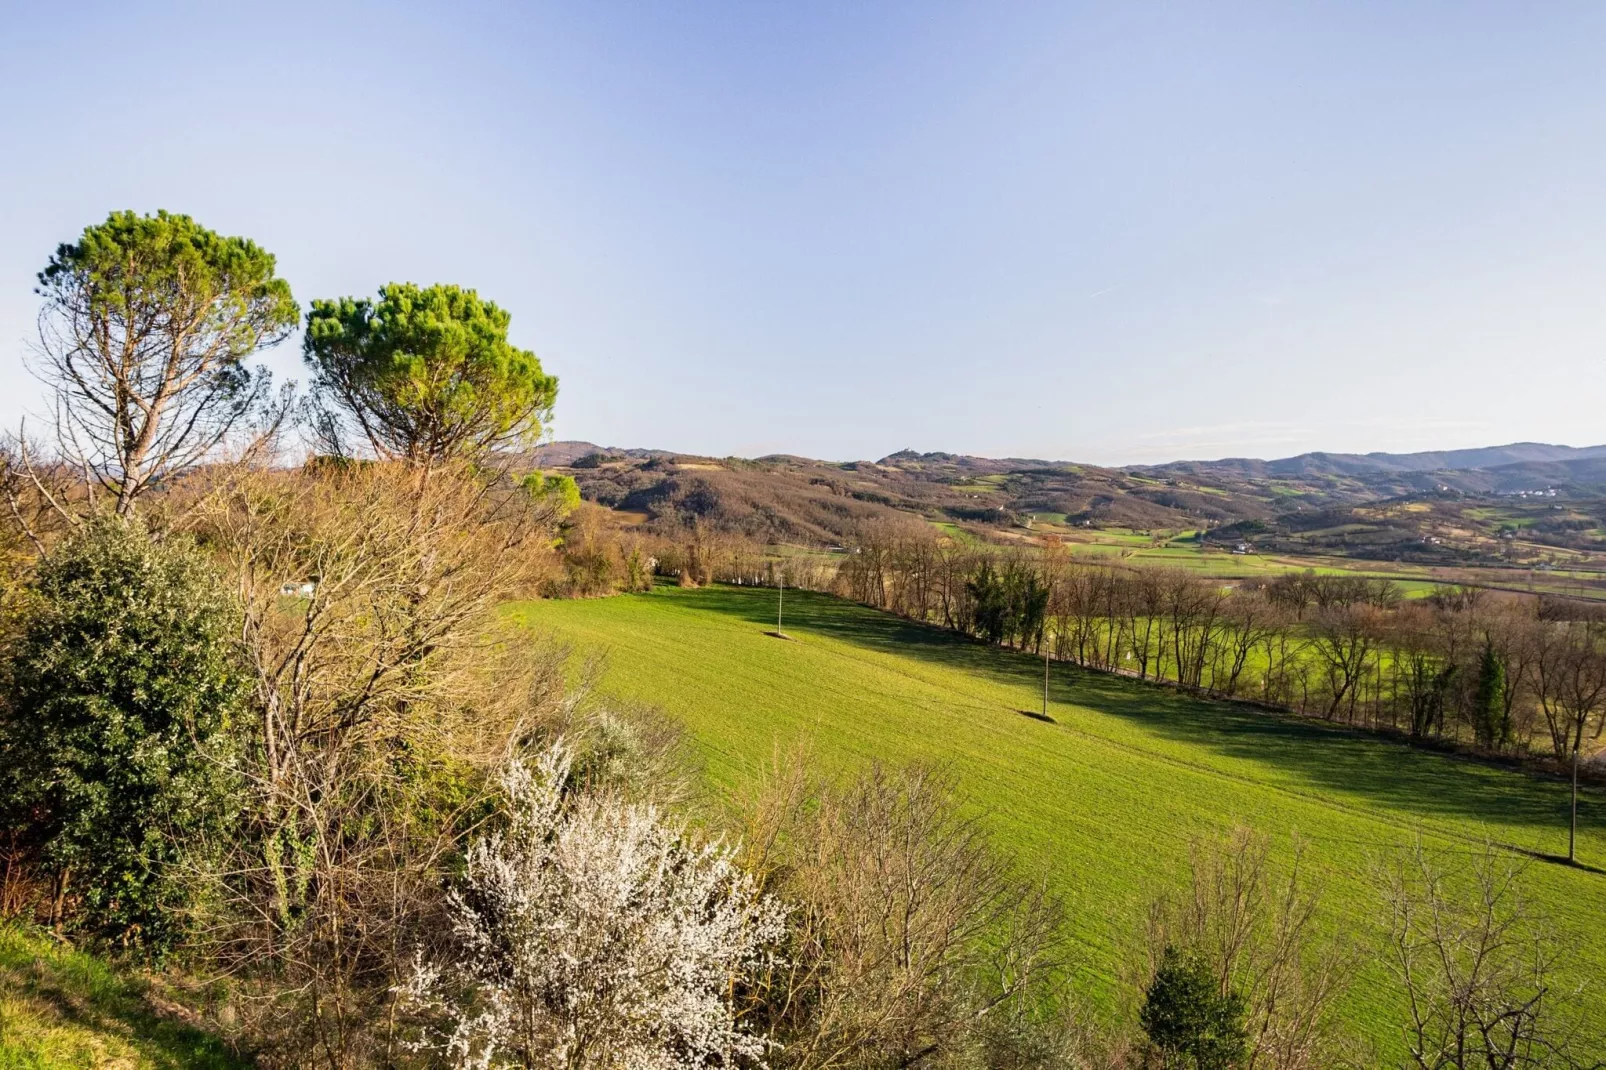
[
  {"xmin": 1141, "ymin": 945, "xmax": 1249, "ymax": 1069},
  {"xmin": 0, "ymin": 517, "xmax": 247, "ymax": 955}
]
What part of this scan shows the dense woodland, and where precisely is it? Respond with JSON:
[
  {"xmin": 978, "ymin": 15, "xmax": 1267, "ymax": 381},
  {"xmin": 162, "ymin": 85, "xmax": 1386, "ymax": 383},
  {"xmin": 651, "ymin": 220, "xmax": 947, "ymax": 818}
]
[{"xmin": 0, "ymin": 211, "xmax": 1602, "ymax": 1069}]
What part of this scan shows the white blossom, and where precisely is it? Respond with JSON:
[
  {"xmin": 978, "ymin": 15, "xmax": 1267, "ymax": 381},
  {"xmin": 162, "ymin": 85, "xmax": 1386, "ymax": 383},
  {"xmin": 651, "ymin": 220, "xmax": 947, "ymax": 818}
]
[{"xmin": 401, "ymin": 741, "xmax": 787, "ymax": 1068}]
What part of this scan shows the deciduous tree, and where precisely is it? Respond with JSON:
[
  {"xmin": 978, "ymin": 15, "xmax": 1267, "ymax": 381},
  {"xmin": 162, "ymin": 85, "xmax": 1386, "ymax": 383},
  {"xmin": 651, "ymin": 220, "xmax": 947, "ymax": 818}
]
[
  {"xmin": 1381, "ymin": 840, "xmax": 1601, "ymax": 1069},
  {"xmin": 401, "ymin": 741, "xmax": 786, "ymax": 1069},
  {"xmin": 737, "ymin": 758, "xmax": 1066, "ymax": 1069},
  {"xmin": 1143, "ymin": 828, "xmax": 1352, "ymax": 1069}
]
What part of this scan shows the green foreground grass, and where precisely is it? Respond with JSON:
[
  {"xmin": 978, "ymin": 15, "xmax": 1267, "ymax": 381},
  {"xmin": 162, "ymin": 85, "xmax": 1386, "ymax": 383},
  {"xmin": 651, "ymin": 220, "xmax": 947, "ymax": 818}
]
[
  {"xmin": 0, "ymin": 926, "xmax": 242, "ymax": 1069},
  {"xmin": 512, "ymin": 584, "xmax": 1606, "ymax": 1058}
]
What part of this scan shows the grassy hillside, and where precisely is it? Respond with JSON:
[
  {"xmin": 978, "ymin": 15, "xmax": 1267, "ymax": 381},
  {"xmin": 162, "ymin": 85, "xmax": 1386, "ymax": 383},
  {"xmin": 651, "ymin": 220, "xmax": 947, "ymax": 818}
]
[
  {"xmin": 0, "ymin": 926, "xmax": 242, "ymax": 1069},
  {"xmin": 512, "ymin": 584, "xmax": 1606, "ymax": 1057}
]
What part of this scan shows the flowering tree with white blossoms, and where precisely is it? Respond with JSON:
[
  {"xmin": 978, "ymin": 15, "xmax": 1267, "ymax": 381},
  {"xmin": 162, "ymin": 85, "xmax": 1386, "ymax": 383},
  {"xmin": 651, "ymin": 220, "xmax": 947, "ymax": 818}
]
[{"xmin": 400, "ymin": 741, "xmax": 788, "ymax": 1069}]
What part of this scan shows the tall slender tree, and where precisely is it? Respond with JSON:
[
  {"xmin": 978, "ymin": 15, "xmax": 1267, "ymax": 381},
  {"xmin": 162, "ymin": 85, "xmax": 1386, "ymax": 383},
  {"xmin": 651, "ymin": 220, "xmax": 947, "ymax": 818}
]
[
  {"xmin": 33, "ymin": 210, "xmax": 297, "ymax": 514},
  {"xmin": 1472, "ymin": 637, "xmax": 1510, "ymax": 749}
]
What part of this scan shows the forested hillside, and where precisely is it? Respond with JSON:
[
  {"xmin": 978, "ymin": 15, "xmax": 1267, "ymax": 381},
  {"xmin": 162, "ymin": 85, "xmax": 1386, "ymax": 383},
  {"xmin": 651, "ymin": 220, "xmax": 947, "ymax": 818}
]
[{"xmin": 533, "ymin": 440, "xmax": 1606, "ymax": 572}]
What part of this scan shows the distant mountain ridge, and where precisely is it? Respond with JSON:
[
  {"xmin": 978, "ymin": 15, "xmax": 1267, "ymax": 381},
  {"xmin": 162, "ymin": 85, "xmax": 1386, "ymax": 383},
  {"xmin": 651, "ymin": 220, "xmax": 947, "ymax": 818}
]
[
  {"xmin": 1146, "ymin": 442, "xmax": 1606, "ymax": 480},
  {"xmin": 533, "ymin": 438, "xmax": 1606, "ymax": 566},
  {"xmin": 1309, "ymin": 441, "xmax": 1606, "ymax": 472},
  {"xmin": 533, "ymin": 440, "xmax": 1606, "ymax": 477},
  {"xmin": 526, "ymin": 441, "xmax": 676, "ymax": 466}
]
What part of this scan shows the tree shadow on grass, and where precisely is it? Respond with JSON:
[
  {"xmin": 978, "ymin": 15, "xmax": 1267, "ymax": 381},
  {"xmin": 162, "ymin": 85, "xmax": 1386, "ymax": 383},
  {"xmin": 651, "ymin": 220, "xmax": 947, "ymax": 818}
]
[
  {"xmin": 0, "ymin": 926, "xmax": 245, "ymax": 1069},
  {"xmin": 677, "ymin": 585, "xmax": 1601, "ymax": 857}
]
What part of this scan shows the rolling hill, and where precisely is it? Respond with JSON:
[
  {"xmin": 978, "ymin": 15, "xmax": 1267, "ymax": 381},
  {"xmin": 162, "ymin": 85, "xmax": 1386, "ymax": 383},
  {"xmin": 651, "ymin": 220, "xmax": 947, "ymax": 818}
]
[
  {"xmin": 1145, "ymin": 441, "xmax": 1606, "ymax": 479},
  {"xmin": 529, "ymin": 440, "xmax": 1606, "ymax": 573},
  {"xmin": 513, "ymin": 584, "xmax": 1606, "ymax": 1058}
]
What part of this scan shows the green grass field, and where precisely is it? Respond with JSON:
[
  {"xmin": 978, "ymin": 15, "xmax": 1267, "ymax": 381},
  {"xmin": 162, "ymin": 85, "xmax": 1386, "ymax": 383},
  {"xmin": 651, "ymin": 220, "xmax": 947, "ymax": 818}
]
[
  {"xmin": 512, "ymin": 584, "xmax": 1606, "ymax": 1057},
  {"xmin": 1030, "ymin": 521, "xmax": 1606, "ymax": 601},
  {"xmin": 930, "ymin": 520, "xmax": 985, "ymax": 547},
  {"xmin": 0, "ymin": 926, "xmax": 243, "ymax": 1069}
]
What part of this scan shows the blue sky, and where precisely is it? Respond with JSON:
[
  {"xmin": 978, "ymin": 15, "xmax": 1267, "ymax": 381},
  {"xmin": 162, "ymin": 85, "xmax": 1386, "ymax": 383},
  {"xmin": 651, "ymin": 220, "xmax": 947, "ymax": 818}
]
[{"xmin": 1, "ymin": 2, "xmax": 1602, "ymax": 464}]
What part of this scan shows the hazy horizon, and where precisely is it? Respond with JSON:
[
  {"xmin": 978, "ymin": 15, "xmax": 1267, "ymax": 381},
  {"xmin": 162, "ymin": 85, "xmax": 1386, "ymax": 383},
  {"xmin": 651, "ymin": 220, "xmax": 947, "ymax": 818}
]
[
  {"xmin": 3, "ymin": 2, "xmax": 1604, "ymax": 465},
  {"xmin": 541, "ymin": 436, "xmax": 1606, "ymax": 469}
]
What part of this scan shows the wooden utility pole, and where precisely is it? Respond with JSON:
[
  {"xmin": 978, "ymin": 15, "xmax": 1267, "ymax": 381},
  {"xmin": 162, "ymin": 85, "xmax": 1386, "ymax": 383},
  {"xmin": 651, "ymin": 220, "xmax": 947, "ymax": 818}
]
[
  {"xmin": 778, "ymin": 566, "xmax": 785, "ymax": 636},
  {"xmin": 1042, "ymin": 575, "xmax": 1054, "ymax": 719},
  {"xmin": 1571, "ymin": 741, "xmax": 1579, "ymax": 864},
  {"xmin": 1039, "ymin": 544, "xmax": 1061, "ymax": 721}
]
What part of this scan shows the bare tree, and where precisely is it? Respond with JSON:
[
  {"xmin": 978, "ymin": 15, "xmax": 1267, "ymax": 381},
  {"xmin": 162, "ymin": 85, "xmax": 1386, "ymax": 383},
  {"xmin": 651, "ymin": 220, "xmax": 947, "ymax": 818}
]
[
  {"xmin": 1528, "ymin": 621, "xmax": 1606, "ymax": 861},
  {"xmin": 737, "ymin": 756, "xmax": 1067, "ymax": 1069},
  {"xmin": 1488, "ymin": 607, "xmax": 1542, "ymax": 753},
  {"xmin": 179, "ymin": 460, "xmax": 568, "ymax": 1064},
  {"xmin": 1531, "ymin": 622, "xmax": 1606, "ymax": 761},
  {"xmin": 1212, "ymin": 592, "xmax": 1286, "ymax": 698},
  {"xmin": 1124, "ymin": 570, "xmax": 1163, "ymax": 681},
  {"xmin": 1309, "ymin": 606, "xmax": 1382, "ymax": 721},
  {"xmin": 1165, "ymin": 571, "xmax": 1226, "ymax": 691},
  {"xmin": 1380, "ymin": 840, "xmax": 1602, "ymax": 1069},
  {"xmin": 1391, "ymin": 608, "xmax": 1459, "ymax": 741},
  {"xmin": 1144, "ymin": 828, "xmax": 1353, "ymax": 1069}
]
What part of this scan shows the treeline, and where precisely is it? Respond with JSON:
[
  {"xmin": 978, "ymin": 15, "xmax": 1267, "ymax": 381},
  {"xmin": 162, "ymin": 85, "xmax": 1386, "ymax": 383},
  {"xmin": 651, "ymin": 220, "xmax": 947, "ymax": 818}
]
[
  {"xmin": 557, "ymin": 511, "xmax": 841, "ymax": 597},
  {"xmin": 835, "ymin": 523, "xmax": 1606, "ymax": 776},
  {"xmin": 587, "ymin": 516, "xmax": 1606, "ymax": 786}
]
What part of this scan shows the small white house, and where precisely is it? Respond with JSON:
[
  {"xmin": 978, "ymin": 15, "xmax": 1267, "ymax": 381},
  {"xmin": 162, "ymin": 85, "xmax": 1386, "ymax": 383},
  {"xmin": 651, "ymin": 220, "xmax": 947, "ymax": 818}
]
[{"xmin": 279, "ymin": 581, "xmax": 317, "ymax": 597}]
